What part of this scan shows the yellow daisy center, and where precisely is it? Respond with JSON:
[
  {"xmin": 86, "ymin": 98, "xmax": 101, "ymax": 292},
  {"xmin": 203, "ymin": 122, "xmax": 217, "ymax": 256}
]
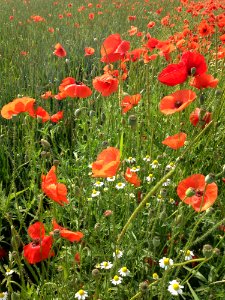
[
  {"xmin": 114, "ymin": 275, "xmax": 119, "ymax": 281},
  {"xmin": 121, "ymin": 267, "xmax": 127, "ymax": 272},
  {"xmin": 186, "ymin": 250, "xmax": 191, "ymax": 256},
  {"xmin": 78, "ymin": 289, "xmax": 85, "ymax": 295},
  {"xmin": 172, "ymin": 283, "xmax": 180, "ymax": 291},
  {"xmin": 163, "ymin": 258, "xmax": 170, "ymax": 265}
]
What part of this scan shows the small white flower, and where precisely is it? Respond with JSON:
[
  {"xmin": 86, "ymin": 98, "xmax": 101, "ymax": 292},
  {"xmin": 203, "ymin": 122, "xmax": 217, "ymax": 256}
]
[
  {"xmin": 126, "ymin": 156, "xmax": 136, "ymax": 163},
  {"xmin": 0, "ymin": 292, "xmax": 8, "ymax": 300},
  {"xmin": 159, "ymin": 257, "xmax": 174, "ymax": 270},
  {"xmin": 103, "ymin": 187, "xmax": 109, "ymax": 192},
  {"xmin": 100, "ymin": 261, "xmax": 113, "ymax": 269},
  {"xmin": 115, "ymin": 182, "xmax": 126, "ymax": 189},
  {"xmin": 182, "ymin": 250, "xmax": 194, "ymax": 261},
  {"xmin": 118, "ymin": 266, "xmax": 130, "ymax": 277},
  {"xmin": 107, "ymin": 176, "xmax": 116, "ymax": 182},
  {"xmin": 5, "ymin": 268, "xmax": 14, "ymax": 276},
  {"xmin": 150, "ymin": 160, "xmax": 161, "ymax": 169},
  {"xmin": 143, "ymin": 155, "xmax": 151, "ymax": 162},
  {"xmin": 91, "ymin": 189, "xmax": 100, "ymax": 197},
  {"xmin": 75, "ymin": 289, "xmax": 88, "ymax": 300},
  {"xmin": 130, "ymin": 166, "xmax": 140, "ymax": 172},
  {"xmin": 88, "ymin": 163, "xmax": 93, "ymax": 169},
  {"xmin": 111, "ymin": 275, "xmax": 123, "ymax": 285},
  {"xmin": 169, "ymin": 198, "xmax": 175, "ymax": 204},
  {"xmin": 94, "ymin": 181, "xmax": 104, "ymax": 187},
  {"xmin": 156, "ymin": 194, "xmax": 164, "ymax": 202},
  {"xmin": 129, "ymin": 193, "xmax": 136, "ymax": 198},
  {"xmin": 113, "ymin": 249, "xmax": 123, "ymax": 258},
  {"xmin": 165, "ymin": 162, "xmax": 175, "ymax": 170},
  {"xmin": 168, "ymin": 280, "xmax": 184, "ymax": 296},
  {"xmin": 146, "ymin": 173, "xmax": 155, "ymax": 183},
  {"xmin": 162, "ymin": 179, "xmax": 171, "ymax": 186}
]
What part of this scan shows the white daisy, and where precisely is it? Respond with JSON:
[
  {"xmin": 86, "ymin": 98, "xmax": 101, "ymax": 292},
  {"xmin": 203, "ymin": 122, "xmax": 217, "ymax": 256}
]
[
  {"xmin": 107, "ymin": 176, "xmax": 116, "ymax": 182},
  {"xmin": 115, "ymin": 182, "xmax": 126, "ymax": 189},
  {"xmin": 183, "ymin": 250, "xmax": 194, "ymax": 261},
  {"xmin": 126, "ymin": 156, "xmax": 136, "ymax": 163},
  {"xmin": 5, "ymin": 268, "xmax": 14, "ymax": 276},
  {"xmin": 152, "ymin": 273, "xmax": 159, "ymax": 280},
  {"xmin": 168, "ymin": 280, "xmax": 184, "ymax": 296},
  {"xmin": 146, "ymin": 174, "xmax": 155, "ymax": 183},
  {"xmin": 75, "ymin": 289, "xmax": 88, "ymax": 300},
  {"xmin": 162, "ymin": 179, "xmax": 171, "ymax": 186},
  {"xmin": 111, "ymin": 275, "xmax": 123, "ymax": 285},
  {"xmin": 91, "ymin": 189, "xmax": 100, "ymax": 197},
  {"xmin": 94, "ymin": 181, "xmax": 104, "ymax": 187},
  {"xmin": 169, "ymin": 198, "xmax": 175, "ymax": 204},
  {"xmin": 165, "ymin": 162, "xmax": 175, "ymax": 170},
  {"xmin": 156, "ymin": 194, "xmax": 164, "ymax": 202},
  {"xmin": 150, "ymin": 160, "xmax": 161, "ymax": 169},
  {"xmin": 0, "ymin": 292, "xmax": 8, "ymax": 300},
  {"xmin": 143, "ymin": 155, "xmax": 151, "ymax": 162},
  {"xmin": 159, "ymin": 257, "xmax": 174, "ymax": 270},
  {"xmin": 118, "ymin": 266, "xmax": 130, "ymax": 277},
  {"xmin": 113, "ymin": 249, "xmax": 123, "ymax": 258},
  {"xmin": 130, "ymin": 166, "xmax": 140, "ymax": 172},
  {"xmin": 100, "ymin": 261, "xmax": 113, "ymax": 269}
]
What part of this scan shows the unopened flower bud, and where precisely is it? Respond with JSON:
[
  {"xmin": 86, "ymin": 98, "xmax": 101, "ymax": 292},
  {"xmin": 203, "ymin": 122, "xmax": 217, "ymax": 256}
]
[
  {"xmin": 128, "ymin": 115, "xmax": 137, "ymax": 127},
  {"xmin": 53, "ymin": 160, "xmax": 60, "ymax": 167},
  {"xmin": 41, "ymin": 151, "xmax": 47, "ymax": 157},
  {"xmin": 89, "ymin": 110, "xmax": 95, "ymax": 117},
  {"xmin": 199, "ymin": 94, "xmax": 205, "ymax": 105},
  {"xmin": 92, "ymin": 268, "xmax": 100, "ymax": 278},
  {"xmin": 175, "ymin": 214, "xmax": 182, "ymax": 225},
  {"xmin": 74, "ymin": 108, "xmax": 82, "ymax": 117},
  {"xmin": 103, "ymin": 210, "xmax": 113, "ymax": 217},
  {"xmin": 215, "ymin": 89, "xmax": 222, "ymax": 96},
  {"xmin": 185, "ymin": 187, "xmax": 195, "ymax": 197},
  {"xmin": 41, "ymin": 139, "xmax": 51, "ymax": 149},
  {"xmin": 205, "ymin": 173, "xmax": 215, "ymax": 184},
  {"xmin": 94, "ymin": 223, "xmax": 101, "ymax": 230},
  {"xmin": 202, "ymin": 244, "xmax": 213, "ymax": 258},
  {"xmin": 139, "ymin": 281, "xmax": 149, "ymax": 292},
  {"xmin": 152, "ymin": 236, "xmax": 160, "ymax": 248},
  {"xmin": 213, "ymin": 248, "xmax": 220, "ymax": 256}
]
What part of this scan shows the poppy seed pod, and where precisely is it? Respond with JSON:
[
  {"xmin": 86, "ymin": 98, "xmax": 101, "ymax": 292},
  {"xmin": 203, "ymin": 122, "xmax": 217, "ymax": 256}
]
[
  {"xmin": 185, "ymin": 187, "xmax": 195, "ymax": 197},
  {"xmin": 202, "ymin": 244, "xmax": 213, "ymax": 258},
  {"xmin": 41, "ymin": 139, "xmax": 51, "ymax": 149},
  {"xmin": 92, "ymin": 268, "xmax": 100, "ymax": 278},
  {"xmin": 152, "ymin": 236, "xmax": 160, "ymax": 248},
  {"xmin": 128, "ymin": 114, "xmax": 137, "ymax": 127},
  {"xmin": 139, "ymin": 282, "xmax": 149, "ymax": 292},
  {"xmin": 205, "ymin": 173, "xmax": 216, "ymax": 184}
]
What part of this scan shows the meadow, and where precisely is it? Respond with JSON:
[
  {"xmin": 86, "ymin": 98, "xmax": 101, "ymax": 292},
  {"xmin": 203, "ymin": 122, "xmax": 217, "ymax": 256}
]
[{"xmin": 0, "ymin": 0, "xmax": 225, "ymax": 299}]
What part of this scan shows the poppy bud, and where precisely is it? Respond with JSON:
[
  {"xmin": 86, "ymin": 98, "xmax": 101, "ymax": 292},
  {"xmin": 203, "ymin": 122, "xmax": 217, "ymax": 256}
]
[
  {"xmin": 41, "ymin": 139, "xmax": 51, "ymax": 149},
  {"xmin": 215, "ymin": 89, "xmax": 222, "ymax": 96},
  {"xmin": 139, "ymin": 281, "xmax": 149, "ymax": 292},
  {"xmin": 101, "ymin": 112, "xmax": 106, "ymax": 123},
  {"xmin": 185, "ymin": 187, "xmax": 195, "ymax": 197},
  {"xmin": 205, "ymin": 173, "xmax": 215, "ymax": 184},
  {"xmin": 89, "ymin": 110, "xmax": 95, "ymax": 117},
  {"xmin": 175, "ymin": 214, "xmax": 182, "ymax": 225},
  {"xmin": 53, "ymin": 160, "xmax": 60, "ymax": 167},
  {"xmin": 128, "ymin": 115, "xmax": 137, "ymax": 127},
  {"xmin": 92, "ymin": 268, "xmax": 100, "ymax": 278},
  {"xmin": 160, "ymin": 188, "xmax": 167, "ymax": 197},
  {"xmin": 152, "ymin": 236, "xmax": 160, "ymax": 248},
  {"xmin": 202, "ymin": 244, "xmax": 213, "ymax": 258},
  {"xmin": 94, "ymin": 223, "xmax": 101, "ymax": 230},
  {"xmin": 41, "ymin": 151, "xmax": 47, "ymax": 157},
  {"xmin": 74, "ymin": 108, "xmax": 82, "ymax": 117},
  {"xmin": 199, "ymin": 94, "xmax": 205, "ymax": 105},
  {"xmin": 213, "ymin": 248, "xmax": 220, "ymax": 256}
]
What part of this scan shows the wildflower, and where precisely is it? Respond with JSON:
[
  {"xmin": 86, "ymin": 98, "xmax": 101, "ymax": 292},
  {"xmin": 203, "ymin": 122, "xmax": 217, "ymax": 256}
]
[
  {"xmin": 125, "ymin": 168, "xmax": 141, "ymax": 187},
  {"xmin": 75, "ymin": 289, "xmax": 88, "ymax": 300},
  {"xmin": 121, "ymin": 94, "xmax": 141, "ymax": 114},
  {"xmin": 159, "ymin": 90, "xmax": 196, "ymax": 115},
  {"xmin": 93, "ymin": 73, "xmax": 119, "ymax": 97},
  {"xmin": 104, "ymin": 210, "xmax": 113, "ymax": 217},
  {"xmin": 50, "ymin": 219, "xmax": 83, "ymax": 242},
  {"xmin": 50, "ymin": 111, "xmax": 63, "ymax": 123},
  {"xmin": 162, "ymin": 179, "xmax": 171, "ymax": 186},
  {"xmin": 159, "ymin": 257, "xmax": 174, "ymax": 270},
  {"xmin": 107, "ymin": 176, "xmax": 116, "ymax": 182},
  {"xmin": 23, "ymin": 222, "xmax": 54, "ymax": 264},
  {"xmin": 169, "ymin": 198, "xmax": 175, "ymax": 204},
  {"xmin": 53, "ymin": 43, "xmax": 67, "ymax": 57},
  {"xmin": 100, "ymin": 261, "xmax": 113, "ymax": 269},
  {"xmin": 111, "ymin": 275, "xmax": 123, "ymax": 285},
  {"xmin": 168, "ymin": 280, "xmax": 184, "ymax": 296},
  {"xmin": 116, "ymin": 182, "xmax": 126, "ymax": 189},
  {"xmin": 0, "ymin": 292, "xmax": 8, "ymax": 300},
  {"xmin": 165, "ymin": 162, "xmax": 175, "ymax": 170},
  {"xmin": 177, "ymin": 174, "xmax": 218, "ymax": 212},
  {"xmin": 189, "ymin": 108, "xmax": 212, "ymax": 128},
  {"xmin": 92, "ymin": 147, "xmax": 120, "ymax": 178},
  {"xmin": 29, "ymin": 106, "xmax": 50, "ymax": 122},
  {"xmin": 5, "ymin": 268, "xmax": 14, "ymax": 276},
  {"xmin": 119, "ymin": 266, "xmax": 130, "ymax": 277},
  {"xmin": 129, "ymin": 193, "xmax": 136, "ymax": 198},
  {"xmin": 158, "ymin": 62, "xmax": 188, "ymax": 86},
  {"xmin": 41, "ymin": 166, "xmax": 69, "ymax": 206},
  {"xmin": 150, "ymin": 160, "xmax": 160, "ymax": 169},
  {"xmin": 91, "ymin": 189, "xmax": 100, "ymax": 197},
  {"xmin": 162, "ymin": 133, "xmax": 187, "ymax": 150},
  {"xmin": 184, "ymin": 250, "xmax": 194, "ymax": 261},
  {"xmin": 84, "ymin": 47, "xmax": 95, "ymax": 56},
  {"xmin": 63, "ymin": 81, "xmax": 92, "ymax": 98},
  {"xmin": 190, "ymin": 73, "xmax": 218, "ymax": 89},
  {"xmin": 1, "ymin": 97, "xmax": 35, "ymax": 119},
  {"xmin": 113, "ymin": 249, "xmax": 123, "ymax": 258},
  {"xmin": 146, "ymin": 174, "xmax": 155, "ymax": 183},
  {"xmin": 130, "ymin": 166, "xmax": 140, "ymax": 172},
  {"xmin": 156, "ymin": 194, "xmax": 164, "ymax": 202},
  {"xmin": 152, "ymin": 273, "xmax": 159, "ymax": 280},
  {"xmin": 143, "ymin": 155, "xmax": 151, "ymax": 162},
  {"xmin": 94, "ymin": 181, "xmax": 104, "ymax": 187},
  {"xmin": 126, "ymin": 156, "xmax": 136, "ymax": 163}
]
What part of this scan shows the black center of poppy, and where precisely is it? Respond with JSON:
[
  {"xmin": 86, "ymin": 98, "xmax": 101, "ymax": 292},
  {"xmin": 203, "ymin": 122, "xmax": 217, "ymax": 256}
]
[
  {"xmin": 174, "ymin": 100, "xmax": 183, "ymax": 108},
  {"xmin": 32, "ymin": 239, "xmax": 40, "ymax": 247},
  {"xmin": 75, "ymin": 81, "xmax": 83, "ymax": 85},
  {"xmin": 195, "ymin": 189, "xmax": 204, "ymax": 197}
]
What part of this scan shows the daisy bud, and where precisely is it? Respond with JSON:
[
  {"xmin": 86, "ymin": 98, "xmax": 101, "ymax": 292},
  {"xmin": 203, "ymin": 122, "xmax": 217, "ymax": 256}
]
[
  {"xmin": 213, "ymin": 248, "xmax": 220, "ymax": 256},
  {"xmin": 92, "ymin": 268, "xmax": 100, "ymax": 278},
  {"xmin": 205, "ymin": 173, "xmax": 216, "ymax": 184},
  {"xmin": 152, "ymin": 236, "xmax": 160, "ymax": 248},
  {"xmin": 185, "ymin": 187, "xmax": 195, "ymax": 197},
  {"xmin": 128, "ymin": 115, "xmax": 137, "ymax": 127},
  {"xmin": 139, "ymin": 281, "xmax": 149, "ymax": 292},
  {"xmin": 41, "ymin": 139, "xmax": 51, "ymax": 149},
  {"xmin": 202, "ymin": 244, "xmax": 213, "ymax": 258}
]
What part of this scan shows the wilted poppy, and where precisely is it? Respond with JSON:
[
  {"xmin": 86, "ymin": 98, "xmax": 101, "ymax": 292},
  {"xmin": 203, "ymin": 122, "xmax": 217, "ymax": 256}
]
[
  {"xmin": 159, "ymin": 90, "xmax": 196, "ymax": 115},
  {"xmin": 162, "ymin": 132, "xmax": 187, "ymax": 149},
  {"xmin": 100, "ymin": 33, "xmax": 130, "ymax": 63},
  {"xmin": 189, "ymin": 108, "xmax": 212, "ymax": 128},
  {"xmin": 50, "ymin": 219, "xmax": 84, "ymax": 242},
  {"xmin": 41, "ymin": 166, "xmax": 69, "ymax": 206},
  {"xmin": 189, "ymin": 73, "xmax": 218, "ymax": 89},
  {"xmin": 84, "ymin": 47, "xmax": 95, "ymax": 56},
  {"xmin": 121, "ymin": 94, "xmax": 141, "ymax": 114},
  {"xmin": 177, "ymin": 174, "xmax": 218, "ymax": 212},
  {"xmin": 92, "ymin": 147, "xmax": 120, "ymax": 178},
  {"xmin": 1, "ymin": 97, "xmax": 35, "ymax": 119},
  {"xmin": 124, "ymin": 167, "xmax": 141, "ymax": 187},
  {"xmin": 158, "ymin": 62, "xmax": 188, "ymax": 86},
  {"xmin": 50, "ymin": 111, "xmax": 63, "ymax": 123},
  {"xmin": 23, "ymin": 222, "xmax": 54, "ymax": 264},
  {"xmin": 53, "ymin": 43, "xmax": 67, "ymax": 57},
  {"xmin": 93, "ymin": 74, "xmax": 118, "ymax": 96}
]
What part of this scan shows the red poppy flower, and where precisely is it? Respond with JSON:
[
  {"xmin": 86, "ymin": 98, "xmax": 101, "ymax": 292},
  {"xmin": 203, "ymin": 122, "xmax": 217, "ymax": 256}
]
[
  {"xmin": 1, "ymin": 97, "xmax": 35, "ymax": 119},
  {"xmin": 93, "ymin": 73, "xmax": 119, "ymax": 96},
  {"xmin": 29, "ymin": 106, "xmax": 50, "ymax": 122},
  {"xmin": 50, "ymin": 219, "xmax": 84, "ymax": 242},
  {"xmin": 92, "ymin": 147, "xmax": 120, "ymax": 178},
  {"xmin": 84, "ymin": 47, "xmax": 95, "ymax": 56},
  {"xmin": 41, "ymin": 166, "xmax": 69, "ymax": 206},
  {"xmin": 189, "ymin": 108, "xmax": 212, "ymax": 128},
  {"xmin": 23, "ymin": 222, "xmax": 54, "ymax": 264},
  {"xmin": 189, "ymin": 73, "xmax": 218, "ymax": 89},
  {"xmin": 177, "ymin": 174, "xmax": 218, "ymax": 212},
  {"xmin": 121, "ymin": 94, "xmax": 141, "ymax": 114},
  {"xmin": 50, "ymin": 111, "xmax": 63, "ymax": 123},
  {"xmin": 181, "ymin": 51, "xmax": 207, "ymax": 76},
  {"xmin": 124, "ymin": 167, "xmax": 141, "ymax": 187},
  {"xmin": 162, "ymin": 132, "xmax": 187, "ymax": 149},
  {"xmin": 158, "ymin": 62, "xmax": 188, "ymax": 86},
  {"xmin": 159, "ymin": 90, "xmax": 196, "ymax": 115},
  {"xmin": 0, "ymin": 247, "xmax": 7, "ymax": 260},
  {"xmin": 147, "ymin": 21, "xmax": 155, "ymax": 28},
  {"xmin": 64, "ymin": 81, "xmax": 92, "ymax": 98},
  {"xmin": 100, "ymin": 33, "xmax": 130, "ymax": 63},
  {"xmin": 53, "ymin": 43, "xmax": 67, "ymax": 57},
  {"xmin": 41, "ymin": 91, "xmax": 53, "ymax": 99}
]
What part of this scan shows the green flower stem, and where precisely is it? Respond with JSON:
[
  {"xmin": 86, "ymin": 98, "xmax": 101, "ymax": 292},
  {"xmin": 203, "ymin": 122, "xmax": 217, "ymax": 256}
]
[
  {"xmin": 117, "ymin": 121, "xmax": 213, "ymax": 245},
  {"xmin": 173, "ymin": 257, "xmax": 207, "ymax": 267}
]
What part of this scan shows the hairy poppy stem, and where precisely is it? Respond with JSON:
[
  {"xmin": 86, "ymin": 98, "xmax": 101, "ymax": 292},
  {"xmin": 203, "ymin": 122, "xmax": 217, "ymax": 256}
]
[{"xmin": 117, "ymin": 121, "xmax": 213, "ymax": 244}]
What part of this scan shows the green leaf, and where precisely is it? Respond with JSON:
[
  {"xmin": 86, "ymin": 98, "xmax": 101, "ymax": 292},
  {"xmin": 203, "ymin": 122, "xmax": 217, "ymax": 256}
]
[
  {"xmin": 184, "ymin": 266, "xmax": 207, "ymax": 283},
  {"xmin": 187, "ymin": 281, "xmax": 200, "ymax": 300},
  {"xmin": 9, "ymin": 188, "xmax": 29, "ymax": 201}
]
